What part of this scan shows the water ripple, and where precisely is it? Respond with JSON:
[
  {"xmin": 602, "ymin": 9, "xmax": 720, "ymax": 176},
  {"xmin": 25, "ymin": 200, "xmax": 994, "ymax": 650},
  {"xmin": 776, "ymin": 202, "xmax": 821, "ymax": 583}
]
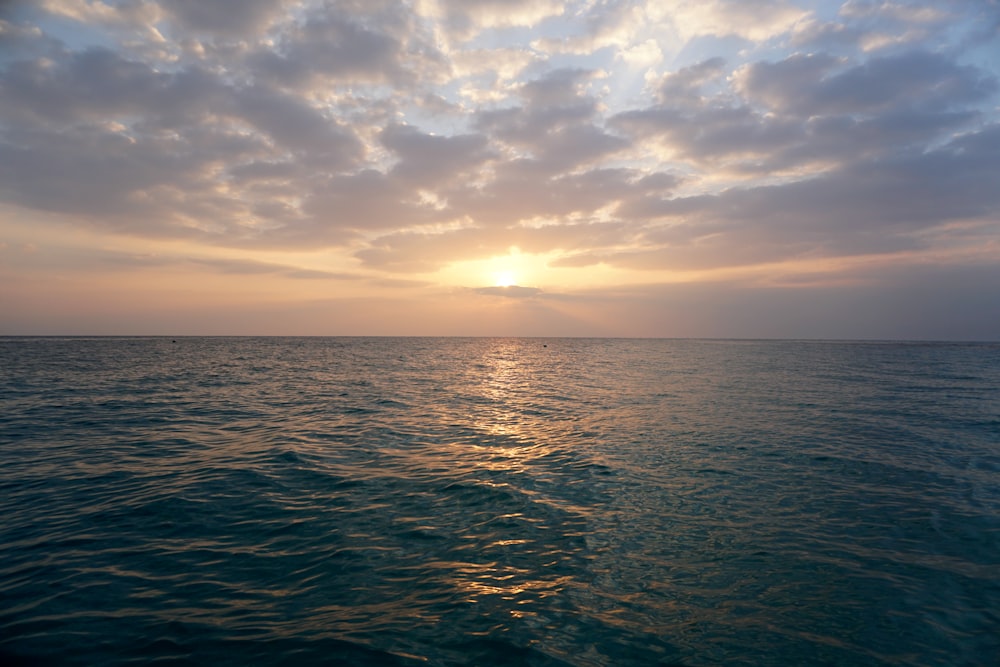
[{"xmin": 1, "ymin": 337, "xmax": 998, "ymax": 665}]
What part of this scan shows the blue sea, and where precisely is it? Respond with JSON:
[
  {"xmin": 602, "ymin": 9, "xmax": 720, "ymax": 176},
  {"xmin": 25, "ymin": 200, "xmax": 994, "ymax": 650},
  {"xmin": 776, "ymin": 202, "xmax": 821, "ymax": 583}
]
[{"xmin": 1, "ymin": 337, "xmax": 998, "ymax": 666}]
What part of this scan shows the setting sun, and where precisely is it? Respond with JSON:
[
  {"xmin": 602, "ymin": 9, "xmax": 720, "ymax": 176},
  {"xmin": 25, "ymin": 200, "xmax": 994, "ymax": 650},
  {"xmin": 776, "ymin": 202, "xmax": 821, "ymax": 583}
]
[{"xmin": 493, "ymin": 270, "xmax": 516, "ymax": 287}]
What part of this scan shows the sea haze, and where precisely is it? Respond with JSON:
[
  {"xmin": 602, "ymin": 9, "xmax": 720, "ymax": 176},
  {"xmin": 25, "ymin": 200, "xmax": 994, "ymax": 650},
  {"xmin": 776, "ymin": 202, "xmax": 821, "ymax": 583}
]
[{"xmin": 1, "ymin": 337, "xmax": 998, "ymax": 666}]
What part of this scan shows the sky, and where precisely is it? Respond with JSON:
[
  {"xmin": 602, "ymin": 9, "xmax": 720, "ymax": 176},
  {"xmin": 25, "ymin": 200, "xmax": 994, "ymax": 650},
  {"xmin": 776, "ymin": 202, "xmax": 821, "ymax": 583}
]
[{"xmin": 1, "ymin": 0, "xmax": 998, "ymax": 338}]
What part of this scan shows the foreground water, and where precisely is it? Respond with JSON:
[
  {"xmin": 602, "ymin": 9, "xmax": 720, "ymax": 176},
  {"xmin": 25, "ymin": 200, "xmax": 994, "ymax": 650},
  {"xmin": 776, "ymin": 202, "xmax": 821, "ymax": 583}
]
[{"xmin": 1, "ymin": 337, "xmax": 998, "ymax": 666}]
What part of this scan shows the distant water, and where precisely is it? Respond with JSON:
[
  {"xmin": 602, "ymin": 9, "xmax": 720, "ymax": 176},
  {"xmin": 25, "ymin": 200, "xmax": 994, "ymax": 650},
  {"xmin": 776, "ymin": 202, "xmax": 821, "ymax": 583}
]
[{"xmin": 1, "ymin": 337, "xmax": 998, "ymax": 666}]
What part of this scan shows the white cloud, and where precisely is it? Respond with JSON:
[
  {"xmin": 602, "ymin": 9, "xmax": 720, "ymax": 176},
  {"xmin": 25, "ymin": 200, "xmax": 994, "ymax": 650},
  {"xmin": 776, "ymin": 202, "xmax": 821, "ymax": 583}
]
[
  {"xmin": 647, "ymin": 0, "xmax": 810, "ymax": 42},
  {"xmin": 618, "ymin": 38, "xmax": 663, "ymax": 69},
  {"xmin": 417, "ymin": 0, "xmax": 566, "ymax": 41}
]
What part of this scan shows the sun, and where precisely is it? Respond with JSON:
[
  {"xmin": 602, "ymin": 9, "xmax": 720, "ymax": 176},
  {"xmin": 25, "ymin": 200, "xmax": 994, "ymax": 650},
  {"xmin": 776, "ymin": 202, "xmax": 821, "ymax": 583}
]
[{"xmin": 493, "ymin": 270, "xmax": 516, "ymax": 287}]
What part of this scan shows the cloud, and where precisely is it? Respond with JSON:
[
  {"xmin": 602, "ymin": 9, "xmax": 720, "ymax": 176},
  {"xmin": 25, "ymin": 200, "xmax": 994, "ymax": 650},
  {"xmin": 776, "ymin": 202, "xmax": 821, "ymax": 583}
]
[
  {"xmin": 380, "ymin": 123, "xmax": 494, "ymax": 186},
  {"xmin": 0, "ymin": 239, "xmax": 365, "ymax": 282},
  {"xmin": 612, "ymin": 49, "xmax": 996, "ymax": 176},
  {"xmin": 0, "ymin": 38, "xmax": 363, "ymax": 240},
  {"xmin": 472, "ymin": 68, "xmax": 629, "ymax": 174},
  {"xmin": 590, "ymin": 122, "xmax": 1000, "ymax": 271},
  {"xmin": 473, "ymin": 285, "xmax": 543, "ymax": 298},
  {"xmin": 35, "ymin": 0, "xmax": 166, "ymax": 41},
  {"xmin": 354, "ymin": 216, "xmax": 638, "ymax": 273},
  {"xmin": 420, "ymin": 0, "xmax": 565, "ymax": 42},
  {"xmin": 297, "ymin": 170, "xmax": 433, "ymax": 239},
  {"xmin": 184, "ymin": 256, "xmax": 361, "ymax": 280},
  {"xmin": 245, "ymin": 6, "xmax": 433, "ymax": 88},
  {"xmin": 158, "ymin": 0, "xmax": 287, "ymax": 37},
  {"xmin": 233, "ymin": 84, "xmax": 363, "ymax": 161},
  {"xmin": 649, "ymin": 0, "xmax": 810, "ymax": 42},
  {"xmin": 838, "ymin": 0, "xmax": 948, "ymax": 24},
  {"xmin": 735, "ymin": 51, "xmax": 997, "ymax": 116},
  {"xmin": 655, "ymin": 56, "xmax": 728, "ymax": 104},
  {"xmin": 533, "ymin": 0, "xmax": 645, "ymax": 57}
]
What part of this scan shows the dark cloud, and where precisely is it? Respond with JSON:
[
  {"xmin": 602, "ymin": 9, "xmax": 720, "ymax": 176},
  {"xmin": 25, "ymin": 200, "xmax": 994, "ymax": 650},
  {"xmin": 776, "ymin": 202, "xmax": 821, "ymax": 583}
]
[
  {"xmin": 233, "ymin": 84, "xmax": 362, "ymax": 162},
  {"xmin": 0, "ymin": 47, "xmax": 166, "ymax": 124},
  {"xmin": 0, "ymin": 123, "xmax": 220, "ymax": 227},
  {"xmin": 474, "ymin": 69, "xmax": 617, "ymax": 159},
  {"xmin": 159, "ymin": 0, "xmax": 288, "ymax": 37},
  {"xmin": 614, "ymin": 102, "xmax": 805, "ymax": 168},
  {"xmin": 657, "ymin": 57, "xmax": 728, "ymax": 105},
  {"xmin": 473, "ymin": 285, "xmax": 543, "ymax": 298},
  {"xmin": 301, "ymin": 170, "xmax": 432, "ymax": 238},
  {"xmin": 87, "ymin": 253, "xmax": 362, "ymax": 280},
  {"xmin": 739, "ymin": 51, "xmax": 998, "ymax": 115},
  {"xmin": 0, "ymin": 13, "xmax": 58, "ymax": 60},
  {"xmin": 185, "ymin": 256, "xmax": 361, "ymax": 280},
  {"xmin": 380, "ymin": 124, "xmax": 493, "ymax": 186},
  {"xmin": 467, "ymin": 68, "xmax": 630, "ymax": 187},
  {"xmin": 6, "ymin": 244, "xmax": 363, "ymax": 281},
  {"xmin": 246, "ymin": 10, "xmax": 410, "ymax": 87}
]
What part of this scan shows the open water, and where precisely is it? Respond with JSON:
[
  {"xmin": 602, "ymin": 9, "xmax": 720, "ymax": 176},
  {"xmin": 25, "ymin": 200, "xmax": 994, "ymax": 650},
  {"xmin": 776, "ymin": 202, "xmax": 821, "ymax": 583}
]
[{"xmin": 1, "ymin": 337, "xmax": 998, "ymax": 666}]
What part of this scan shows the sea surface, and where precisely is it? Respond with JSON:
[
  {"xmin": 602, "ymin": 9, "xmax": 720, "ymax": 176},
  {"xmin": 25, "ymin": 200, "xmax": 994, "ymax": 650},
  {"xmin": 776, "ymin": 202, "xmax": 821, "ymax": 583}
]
[{"xmin": 1, "ymin": 337, "xmax": 998, "ymax": 666}]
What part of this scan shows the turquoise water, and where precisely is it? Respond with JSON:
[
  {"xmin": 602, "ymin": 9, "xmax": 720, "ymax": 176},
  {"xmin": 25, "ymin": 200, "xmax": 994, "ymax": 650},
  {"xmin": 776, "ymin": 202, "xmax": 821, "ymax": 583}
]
[{"xmin": 1, "ymin": 337, "xmax": 998, "ymax": 666}]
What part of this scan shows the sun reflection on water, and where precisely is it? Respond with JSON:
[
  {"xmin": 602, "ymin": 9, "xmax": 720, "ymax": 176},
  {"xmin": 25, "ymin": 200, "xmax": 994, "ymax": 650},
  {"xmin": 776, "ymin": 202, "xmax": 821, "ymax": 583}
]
[
  {"xmin": 448, "ymin": 560, "xmax": 570, "ymax": 609},
  {"xmin": 474, "ymin": 340, "xmax": 534, "ymax": 438},
  {"xmin": 430, "ymin": 340, "xmax": 591, "ymax": 619}
]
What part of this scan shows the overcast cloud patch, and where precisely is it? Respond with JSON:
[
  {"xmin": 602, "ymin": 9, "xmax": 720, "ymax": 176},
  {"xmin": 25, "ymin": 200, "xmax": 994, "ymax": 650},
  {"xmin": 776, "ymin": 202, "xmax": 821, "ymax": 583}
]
[{"xmin": 0, "ymin": 0, "xmax": 997, "ymax": 315}]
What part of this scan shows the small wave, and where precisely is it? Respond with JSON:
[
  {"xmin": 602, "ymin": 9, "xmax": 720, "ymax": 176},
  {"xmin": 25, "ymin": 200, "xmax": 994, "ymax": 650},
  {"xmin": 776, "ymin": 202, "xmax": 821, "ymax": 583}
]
[{"xmin": 2, "ymin": 337, "xmax": 999, "ymax": 666}]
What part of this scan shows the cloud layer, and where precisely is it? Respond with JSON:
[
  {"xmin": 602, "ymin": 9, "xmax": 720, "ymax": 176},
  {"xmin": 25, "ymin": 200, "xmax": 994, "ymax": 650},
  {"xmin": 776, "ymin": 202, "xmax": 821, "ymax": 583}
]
[{"xmin": 1, "ymin": 0, "xmax": 998, "ymax": 337}]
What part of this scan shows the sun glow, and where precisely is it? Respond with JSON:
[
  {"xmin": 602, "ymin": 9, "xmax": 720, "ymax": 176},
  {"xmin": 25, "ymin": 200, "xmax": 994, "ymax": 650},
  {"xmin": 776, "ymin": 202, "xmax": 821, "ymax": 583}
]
[
  {"xmin": 493, "ymin": 269, "xmax": 517, "ymax": 287},
  {"xmin": 434, "ymin": 246, "xmax": 657, "ymax": 292}
]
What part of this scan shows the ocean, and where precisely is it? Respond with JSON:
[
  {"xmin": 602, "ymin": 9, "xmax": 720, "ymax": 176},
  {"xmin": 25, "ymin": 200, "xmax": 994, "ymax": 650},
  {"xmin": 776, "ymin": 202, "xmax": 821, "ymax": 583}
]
[{"xmin": 1, "ymin": 337, "xmax": 998, "ymax": 666}]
